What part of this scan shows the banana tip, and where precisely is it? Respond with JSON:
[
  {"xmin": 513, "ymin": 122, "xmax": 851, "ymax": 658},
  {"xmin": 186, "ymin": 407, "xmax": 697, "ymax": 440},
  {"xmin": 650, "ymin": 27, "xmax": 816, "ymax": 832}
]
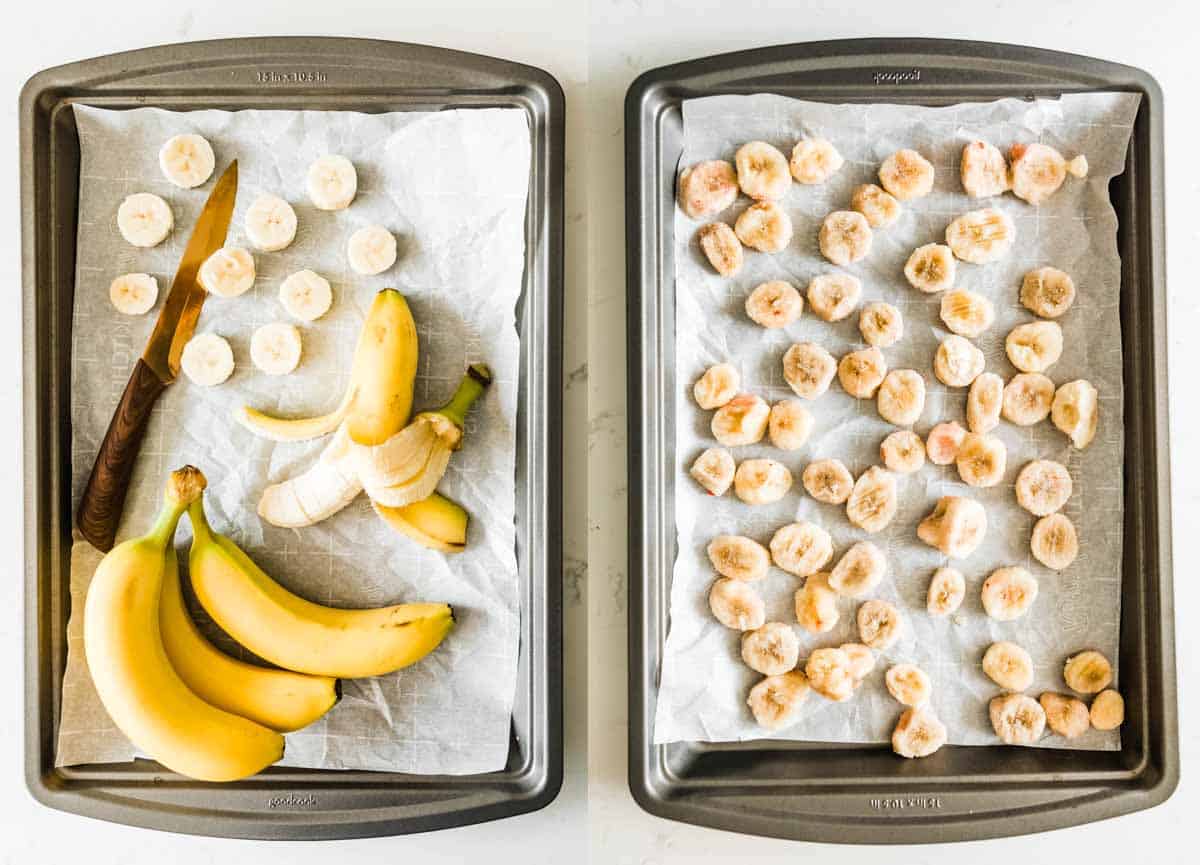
[
  {"xmin": 467, "ymin": 363, "xmax": 493, "ymax": 387},
  {"xmin": 167, "ymin": 465, "xmax": 207, "ymax": 507}
]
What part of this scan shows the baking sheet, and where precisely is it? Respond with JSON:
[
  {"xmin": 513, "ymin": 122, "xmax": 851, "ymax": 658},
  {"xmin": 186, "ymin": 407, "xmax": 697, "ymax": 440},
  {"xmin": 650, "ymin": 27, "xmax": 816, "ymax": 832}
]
[
  {"xmin": 57, "ymin": 104, "xmax": 530, "ymax": 774},
  {"xmin": 654, "ymin": 92, "xmax": 1139, "ymax": 750}
]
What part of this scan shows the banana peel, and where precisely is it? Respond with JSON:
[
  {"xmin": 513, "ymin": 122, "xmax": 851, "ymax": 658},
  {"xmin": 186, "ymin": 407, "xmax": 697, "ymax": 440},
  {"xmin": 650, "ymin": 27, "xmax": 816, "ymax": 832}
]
[{"xmin": 374, "ymin": 492, "xmax": 469, "ymax": 553}]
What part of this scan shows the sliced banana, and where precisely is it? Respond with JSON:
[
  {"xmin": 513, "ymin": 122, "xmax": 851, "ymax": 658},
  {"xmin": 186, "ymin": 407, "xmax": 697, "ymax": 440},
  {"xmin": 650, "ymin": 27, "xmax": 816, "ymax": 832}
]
[
  {"xmin": 790, "ymin": 138, "xmax": 843, "ymax": 184},
  {"xmin": 1015, "ymin": 459, "xmax": 1072, "ymax": 515},
  {"xmin": 794, "ymin": 573, "xmax": 840, "ymax": 635},
  {"xmin": 117, "ymin": 193, "xmax": 173, "ymax": 247},
  {"xmin": 709, "ymin": 577, "xmax": 766, "ymax": 631},
  {"xmin": 917, "ymin": 496, "xmax": 987, "ymax": 558},
  {"xmin": 108, "ymin": 273, "xmax": 158, "ymax": 315},
  {"xmin": 735, "ymin": 141, "xmax": 792, "ymax": 200},
  {"xmin": 838, "ymin": 346, "xmax": 887, "ymax": 399},
  {"xmin": 747, "ymin": 670, "xmax": 810, "ymax": 730},
  {"xmin": 934, "ymin": 335, "xmax": 985, "ymax": 387},
  {"xmin": 1040, "ymin": 692, "xmax": 1091, "ymax": 738},
  {"xmin": 819, "ymin": 211, "xmax": 872, "ymax": 266},
  {"xmin": 306, "ymin": 154, "xmax": 357, "ymax": 211},
  {"xmin": 1006, "ymin": 321, "xmax": 1063, "ymax": 373},
  {"xmin": 768, "ymin": 399, "xmax": 813, "ymax": 450},
  {"xmin": 159, "ymin": 133, "xmax": 215, "ymax": 188},
  {"xmin": 806, "ymin": 273, "xmax": 862, "ymax": 322},
  {"xmin": 693, "ymin": 363, "xmax": 741, "ymax": 410},
  {"xmin": 735, "ymin": 201, "xmax": 793, "ymax": 253},
  {"xmin": 990, "ymin": 693, "xmax": 1046, "ymax": 745},
  {"xmin": 697, "ymin": 222, "xmax": 743, "ymax": 276},
  {"xmin": 1090, "ymin": 689, "xmax": 1124, "ymax": 731},
  {"xmin": 940, "ymin": 289, "xmax": 995, "ymax": 338},
  {"xmin": 690, "ymin": 447, "xmax": 736, "ymax": 496},
  {"xmin": 712, "ymin": 393, "xmax": 770, "ymax": 446},
  {"xmin": 244, "ymin": 194, "xmax": 297, "ymax": 252},
  {"xmin": 879, "ymin": 149, "xmax": 935, "ymax": 200},
  {"xmin": 1068, "ymin": 155, "xmax": 1089, "ymax": 178},
  {"xmin": 279, "ymin": 269, "xmax": 333, "ymax": 321},
  {"xmin": 967, "ymin": 372, "xmax": 1004, "ymax": 434},
  {"xmin": 892, "ymin": 707, "xmax": 947, "ymax": 758},
  {"xmin": 926, "ymin": 567, "xmax": 966, "ymax": 616},
  {"xmin": 857, "ymin": 599, "xmax": 902, "ymax": 650},
  {"xmin": 1031, "ymin": 513, "xmax": 1079, "ymax": 571},
  {"xmin": 347, "ymin": 225, "xmax": 398, "ymax": 275},
  {"xmin": 876, "ymin": 369, "xmax": 926, "ymax": 427},
  {"xmin": 180, "ymin": 332, "xmax": 234, "ymax": 387},
  {"xmin": 946, "ymin": 208, "xmax": 1015, "ymax": 264},
  {"xmin": 981, "ymin": 566, "xmax": 1038, "ymax": 621},
  {"xmin": 1020, "ymin": 267, "xmax": 1076, "ymax": 319},
  {"xmin": 960, "ymin": 140, "xmax": 1009, "ymax": 198},
  {"xmin": 770, "ymin": 521, "xmax": 833, "ymax": 577},
  {"xmin": 1063, "ymin": 650, "xmax": 1113, "ymax": 694},
  {"xmin": 904, "ymin": 243, "xmax": 956, "ymax": 293},
  {"xmin": 925, "ymin": 423, "xmax": 968, "ymax": 469},
  {"xmin": 1002, "ymin": 373, "xmax": 1055, "ymax": 426},
  {"xmin": 859, "ymin": 301, "xmax": 903, "ymax": 348},
  {"xmin": 886, "ymin": 664, "xmax": 932, "ymax": 707},
  {"xmin": 828, "ymin": 541, "xmax": 886, "ymax": 598},
  {"xmin": 678, "ymin": 160, "xmax": 739, "ymax": 220},
  {"xmin": 1052, "ymin": 380, "xmax": 1099, "ymax": 449},
  {"xmin": 880, "ymin": 429, "xmax": 925, "ymax": 474},
  {"xmin": 802, "ymin": 458, "xmax": 854, "ymax": 505},
  {"xmin": 783, "ymin": 342, "xmax": 837, "ymax": 398},
  {"xmin": 983, "ymin": 641, "xmax": 1034, "ymax": 691},
  {"xmin": 741, "ymin": 622, "xmax": 801, "ymax": 676},
  {"xmin": 805, "ymin": 646, "xmax": 856, "ymax": 701},
  {"xmin": 733, "ymin": 459, "xmax": 793, "ymax": 505},
  {"xmin": 840, "ymin": 643, "xmax": 877, "ymax": 682},
  {"xmin": 846, "ymin": 466, "xmax": 897, "ymax": 534},
  {"xmin": 850, "ymin": 183, "xmax": 901, "ymax": 228},
  {"xmin": 708, "ymin": 534, "xmax": 770, "ymax": 582},
  {"xmin": 1009, "ymin": 142, "xmax": 1067, "ymax": 205},
  {"xmin": 198, "ymin": 247, "xmax": 256, "ymax": 298},
  {"xmin": 956, "ymin": 433, "xmax": 1006, "ymax": 488},
  {"xmin": 746, "ymin": 280, "xmax": 803, "ymax": 328},
  {"xmin": 250, "ymin": 322, "xmax": 303, "ymax": 376}
]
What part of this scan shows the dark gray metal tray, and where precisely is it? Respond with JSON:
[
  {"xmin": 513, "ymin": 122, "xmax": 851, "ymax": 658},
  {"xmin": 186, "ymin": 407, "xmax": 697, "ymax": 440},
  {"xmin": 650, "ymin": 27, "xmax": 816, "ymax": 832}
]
[
  {"xmin": 21, "ymin": 37, "xmax": 563, "ymax": 839},
  {"xmin": 626, "ymin": 39, "xmax": 1176, "ymax": 844}
]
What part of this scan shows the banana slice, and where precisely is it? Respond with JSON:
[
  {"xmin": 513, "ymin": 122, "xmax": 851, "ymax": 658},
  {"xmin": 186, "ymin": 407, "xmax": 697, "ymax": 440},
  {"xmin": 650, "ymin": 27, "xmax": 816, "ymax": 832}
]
[
  {"xmin": 180, "ymin": 333, "xmax": 235, "ymax": 387},
  {"xmin": 926, "ymin": 567, "xmax": 965, "ymax": 616},
  {"xmin": 678, "ymin": 160, "xmax": 739, "ymax": 219},
  {"xmin": 838, "ymin": 346, "xmax": 888, "ymax": 399},
  {"xmin": 709, "ymin": 577, "xmax": 766, "ymax": 630},
  {"xmin": 159, "ymin": 134, "xmax": 216, "ymax": 188},
  {"xmin": 790, "ymin": 138, "xmax": 844, "ymax": 184},
  {"xmin": 770, "ymin": 521, "xmax": 833, "ymax": 577},
  {"xmin": 306, "ymin": 155, "xmax": 357, "ymax": 211},
  {"xmin": 735, "ymin": 141, "xmax": 791, "ymax": 200},
  {"xmin": 879, "ymin": 149, "xmax": 935, "ymax": 200},
  {"xmin": 1052, "ymin": 380, "xmax": 1099, "ymax": 449},
  {"xmin": 708, "ymin": 534, "xmax": 770, "ymax": 582},
  {"xmin": 956, "ymin": 432, "xmax": 1006, "ymax": 487},
  {"xmin": 198, "ymin": 247, "xmax": 256, "ymax": 298},
  {"xmin": 1090, "ymin": 689, "xmax": 1124, "ymax": 731},
  {"xmin": 746, "ymin": 280, "xmax": 803, "ymax": 328},
  {"xmin": 857, "ymin": 599, "xmax": 902, "ymax": 650},
  {"xmin": 1031, "ymin": 513, "xmax": 1079, "ymax": 571},
  {"xmin": 892, "ymin": 707, "xmax": 947, "ymax": 758},
  {"xmin": 886, "ymin": 664, "xmax": 932, "ymax": 707},
  {"xmin": 967, "ymin": 372, "xmax": 1003, "ymax": 433},
  {"xmin": 1040, "ymin": 692, "xmax": 1091, "ymax": 738},
  {"xmin": 840, "ymin": 643, "xmax": 877, "ymax": 682},
  {"xmin": 1009, "ymin": 143, "xmax": 1068, "ymax": 205},
  {"xmin": 693, "ymin": 363, "xmax": 740, "ymax": 410},
  {"xmin": 735, "ymin": 201, "xmax": 793, "ymax": 253},
  {"xmin": 697, "ymin": 222, "xmax": 743, "ymax": 276},
  {"xmin": 1020, "ymin": 267, "xmax": 1076, "ymax": 319},
  {"xmin": 904, "ymin": 243, "xmax": 956, "ymax": 293},
  {"xmin": 1067, "ymin": 155, "xmax": 1089, "ymax": 178},
  {"xmin": 711, "ymin": 393, "xmax": 769, "ymax": 446},
  {"xmin": 946, "ymin": 208, "xmax": 1015, "ymax": 263},
  {"xmin": 108, "ymin": 273, "xmax": 159, "ymax": 315},
  {"xmin": 806, "ymin": 273, "xmax": 862, "ymax": 322},
  {"xmin": 940, "ymin": 289, "xmax": 995, "ymax": 338},
  {"xmin": 279, "ymin": 269, "xmax": 333, "ymax": 321},
  {"xmin": 859, "ymin": 301, "xmax": 903, "ymax": 348},
  {"xmin": 960, "ymin": 140, "xmax": 1009, "ymax": 198},
  {"xmin": 828, "ymin": 541, "xmax": 886, "ymax": 598},
  {"xmin": 818, "ymin": 211, "xmax": 872, "ymax": 266},
  {"xmin": 347, "ymin": 225, "xmax": 398, "ymax": 275},
  {"xmin": 845, "ymin": 466, "xmax": 897, "ymax": 533},
  {"xmin": 880, "ymin": 429, "xmax": 925, "ymax": 474},
  {"xmin": 117, "ymin": 193, "xmax": 173, "ymax": 247},
  {"xmin": 768, "ymin": 399, "xmax": 813, "ymax": 450},
  {"xmin": 1015, "ymin": 459, "xmax": 1072, "ymax": 515},
  {"xmin": 983, "ymin": 641, "xmax": 1034, "ymax": 691},
  {"xmin": 850, "ymin": 183, "xmax": 901, "ymax": 228},
  {"xmin": 805, "ymin": 646, "xmax": 856, "ymax": 701},
  {"xmin": 747, "ymin": 670, "xmax": 810, "ymax": 730},
  {"xmin": 1006, "ymin": 321, "xmax": 1063, "ymax": 373},
  {"xmin": 1063, "ymin": 650, "xmax": 1112, "ymax": 694},
  {"xmin": 245, "ymin": 194, "xmax": 298, "ymax": 252},
  {"xmin": 990, "ymin": 693, "xmax": 1046, "ymax": 745},
  {"xmin": 250, "ymin": 322, "xmax": 302, "ymax": 376},
  {"xmin": 1002, "ymin": 373, "xmax": 1055, "ymax": 426},
  {"xmin": 733, "ymin": 459, "xmax": 792, "ymax": 505},
  {"xmin": 794, "ymin": 573, "xmax": 840, "ymax": 634},
  {"xmin": 934, "ymin": 335, "xmax": 985, "ymax": 387},
  {"xmin": 802, "ymin": 458, "xmax": 854, "ymax": 505},
  {"xmin": 783, "ymin": 342, "xmax": 837, "ymax": 398},
  {"xmin": 981, "ymin": 566, "xmax": 1038, "ymax": 621},
  {"xmin": 741, "ymin": 622, "xmax": 801, "ymax": 676},
  {"xmin": 690, "ymin": 447, "xmax": 735, "ymax": 496},
  {"xmin": 876, "ymin": 370, "xmax": 926, "ymax": 427},
  {"xmin": 917, "ymin": 496, "xmax": 987, "ymax": 558}
]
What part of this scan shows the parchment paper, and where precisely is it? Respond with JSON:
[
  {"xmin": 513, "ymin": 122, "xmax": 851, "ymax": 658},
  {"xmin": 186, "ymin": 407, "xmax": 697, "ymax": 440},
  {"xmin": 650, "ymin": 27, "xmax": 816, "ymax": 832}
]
[
  {"xmin": 655, "ymin": 93, "xmax": 1140, "ymax": 750},
  {"xmin": 57, "ymin": 105, "xmax": 530, "ymax": 774}
]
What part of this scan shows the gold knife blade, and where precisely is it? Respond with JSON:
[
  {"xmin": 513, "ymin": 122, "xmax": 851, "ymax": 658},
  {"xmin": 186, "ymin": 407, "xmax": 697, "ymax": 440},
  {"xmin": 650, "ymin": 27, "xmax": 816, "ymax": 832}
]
[{"xmin": 142, "ymin": 160, "xmax": 239, "ymax": 381}]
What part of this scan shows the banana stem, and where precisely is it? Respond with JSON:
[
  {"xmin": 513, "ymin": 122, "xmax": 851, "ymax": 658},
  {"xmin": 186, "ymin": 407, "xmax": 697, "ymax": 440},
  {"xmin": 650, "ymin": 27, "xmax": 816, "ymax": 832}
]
[
  {"xmin": 438, "ymin": 364, "xmax": 493, "ymax": 428},
  {"xmin": 147, "ymin": 498, "xmax": 188, "ymax": 548},
  {"xmin": 187, "ymin": 499, "xmax": 214, "ymax": 544}
]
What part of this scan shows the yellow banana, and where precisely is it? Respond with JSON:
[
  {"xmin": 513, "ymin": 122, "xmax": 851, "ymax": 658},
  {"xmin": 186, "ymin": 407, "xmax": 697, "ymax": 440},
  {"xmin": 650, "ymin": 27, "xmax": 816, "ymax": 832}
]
[
  {"xmin": 83, "ymin": 467, "xmax": 283, "ymax": 782},
  {"xmin": 374, "ymin": 492, "xmax": 469, "ymax": 553}
]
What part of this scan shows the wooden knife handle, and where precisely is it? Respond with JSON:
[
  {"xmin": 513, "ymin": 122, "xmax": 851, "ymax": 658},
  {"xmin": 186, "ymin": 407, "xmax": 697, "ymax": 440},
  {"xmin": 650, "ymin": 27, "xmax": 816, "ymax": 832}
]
[{"xmin": 77, "ymin": 358, "xmax": 168, "ymax": 552}]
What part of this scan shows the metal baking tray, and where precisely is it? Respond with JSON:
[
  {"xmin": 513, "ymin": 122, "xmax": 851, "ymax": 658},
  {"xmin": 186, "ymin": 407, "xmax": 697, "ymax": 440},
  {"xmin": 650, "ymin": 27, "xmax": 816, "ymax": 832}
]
[
  {"xmin": 626, "ymin": 39, "xmax": 1176, "ymax": 844},
  {"xmin": 21, "ymin": 37, "xmax": 563, "ymax": 839}
]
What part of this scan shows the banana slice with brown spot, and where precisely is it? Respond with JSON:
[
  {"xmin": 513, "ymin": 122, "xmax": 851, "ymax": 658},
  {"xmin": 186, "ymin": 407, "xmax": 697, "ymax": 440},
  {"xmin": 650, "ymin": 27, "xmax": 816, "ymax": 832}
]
[
  {"xmin": 892, "ymin": 707, "xmax": 947, "ymax": 758},
  {"xmin": 818, "ymin": 211, "xmax": 872, "ymax": 266},
  {"xmin": 790, "ymin": 138, "xmax": 844, "ymax": 184},
  {"xmin": 745, "ymin": 281, "xmax": 803, "ymax": 329},
  {"xmin": 693, "ymin": 363, "xmax": 740, "ymax": 410},
  {"xmin": 967, "ymin": 372, "xmax": 1004, "ymax": 434},
  {"xmin": 806, "ymin": 273, "xmax": 862, "ymax": 322},
  {"xmin": 904, "ymin": 243, "xmax": 956, "ymax": 293},
  {"xmin": 960, "ymin": 140, "xmax": 1009, "ymax": 198},
  {"xmin": 886, "ymin": 663, "xmax": 932, "ymax": 707},
  {"xmin": 946, "ymin": 208, "xmax": 1015, "ymax": 263},
  {"xmin": 741, "ymin": 622, "xmax": 801, "ymax": 676},
  {"xmin": 956, "ymin": 432, "xmax": 1006, "ymax": 488},
  {"xmin": 990, "ymin": 693, "xmax": 1046, "ymax": 745},
  {"xmin": 733, "ymin": 459, "xmax": 793, "ymax": 505},
  {"xmin": 747, "ymin": 670, "xmax": 809, "ymax": 730},
  {"xmin": 857, "ymin": 599, "xmax": 902, "ymax": 650},
  {"xmin": 1006, "ymin": 321, "xmax": 1063, "ymax": 373},
  {"xmin": 1009, "ymin": 142, "xmax": 1072, "ymax": 205},
  {"xmin": 845, "ymin": 466, "xmax": 897, "ymax": 533},
  {"xmin": 802, "ymin": 459, "xmax": 854, "ymax": 505},
  {"xmin": 838, "ymin": 347, "xmax": 887, "ymax": 399},
  {"xmin": 770, "ymin": 521, "xmax": 833, "ymax": 577},
  {"xmin": 850, "ymin": 183, "xmax": 901, "ymax": 228},
  {"xmin": 880, "ymin": 429, "xmax": 925, "ymax": 474},
  {"xmin": 794, "ymin": 573, "xmax": 840, "ymax": 635},
  {"xmin": 981, "ymin": 567, "xmax": 1038, "ymax": 621},
  {"xmin": 1002, "ymin": 373, "xmax": 1055, "ymax": 426},
  {"xmin": 934, "ymin": 335, "xmax": 985, "ymax": 388},
  {"xmin": 768, "ymin": 399, "xmax": 813, "ymax": 450},
  {"xmin": 697, "ymin": 222, "xmax": 743, "ymax": 276},
  {"xmin": 1015, "ymin": 459, "xmax": 1072, "ymax": 515},
  {"xmin": 783, "ymin": 342, "xmax": 838, "ymax": 398},
  {"xmin": 940, "ymin": 289, "xmax": 995, "ymax": 338},
  {"xmin": 1063, "ymin": 650, "xmax": 1112, "ymax": 694},
  {"xmin": 828, "ymin": 541, "xmax": 886, "ymax": 598},
  {"xmin": 879, "ymin": 149, "xmax": 935, "ymax": 200},
  {"xmin": 1031, "ymin": 513, "xmax": 1079, "ymax": 571},
  {"xmin": 690, "ymin": 447, "xmax": 735, "ymax": 496},
  {"xmin": 876, "ymin": 370, "xmax": 926, "ymax": 426},
  {"xmin": 1090, "ymin": 690, "xmax": 1124, "ymax": 731},
  {"xmin": 711, "ymin": 393, "xmax": 770, "ymax": 446},
  {"xmin": 805, "ymin": 646, "xmax": 856, "ymax": 701},
  {"xmin": 983, "ymin": 641, "xmax": 1034, "ymax": 691},
  {"xmin": 926, "ymin": 567, "xmax": 965, "ymax": 616},
  {"xmin": 735, "ymin": 141, "xmax": 792, "ymax": 200},
  {"xmin": 1020, "ymin": 267, "xmax": 1076, "ymax": 318},
  {"xmin": 859, "ymin": 301, "xmax": 903, "ymax": 348},
  {"xmin": 678, "ymin": 160, "xmax": 738, "ymax": 219},
  {"xmin": 1052, "ymin": 380, "xmax": 1099, "ymax": 449},
  {"xmin": 735, "ymin": 201, "xmax": 793, "ymax": 253},
  {"xmin": 1040, "ymin": 692, "xmax": 1090, "ymax": 738}
]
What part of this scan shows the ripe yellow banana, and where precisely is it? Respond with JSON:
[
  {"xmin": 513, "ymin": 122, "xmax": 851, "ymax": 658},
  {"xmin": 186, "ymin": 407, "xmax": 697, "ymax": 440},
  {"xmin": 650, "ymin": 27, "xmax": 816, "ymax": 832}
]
[
  {"xmin": 83, "ymin": 467, "xmax": 284, "ymax": 782},
  {"xmin": 186, "ymin": 469, "xmax": 454, "ymax": 678},
  {"xmin": 374, "ymin": 492, "xmax": 469, "ymax": 553}
]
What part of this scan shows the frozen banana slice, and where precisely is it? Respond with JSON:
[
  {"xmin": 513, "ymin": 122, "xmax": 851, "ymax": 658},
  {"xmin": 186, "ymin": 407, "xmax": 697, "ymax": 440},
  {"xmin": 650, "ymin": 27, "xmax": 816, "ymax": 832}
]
[
  {"xmin": 1063, "ymin": 650, "xmax": 1112, "ymax": 694},
  {"xmin": 806, "ymin": 273, "xmax": 862, "ymax": 322},
  {"xmin": 790, "ymin": 138, "xmax": 844, "ymax": 184},
  {"xmin": 892, "ymin": 707, "xmax": 947, "ymax": 758},
  {"xmin": 879, "ymin": 149, "xmax": 935, "ymax": 200},
  {"xmin": 711, "ymin": 393, "xmax": 770, "ymax": 446},
  {"xmin": 741, "ymin": 622, "xmax": 801, "ymax": 676},
  {"xmin": 690, "ymin": 447, "xmax": 735, "ymax": 496},
  {"xmin": 733, "ymin": 459, "xmax": 793, "ymax": 505},
  {"xmin": 1020, "ymin": 267, "xmax": 1076, "ymax": 319},
  {"xmin": 828, "ymin": 541, "xmax": 886, "ymax": 598},
  {"xmin": 109, "ymin": 273, "xmax": 159, "ymax": 315},
  {"xmin": 960, "ymin": 139, "xmax": 1009, "ymax": 198},
  {"xmin": 1009, "ymin": 142, "xmax": 1069, "ymax": 205},
  {"xmin": 677, "ymin": 159, "xmax": 738, "ymax": 219},
  {"xmin": 917, "ymin": 496, "xmax": 987, "ymax": 559},
  {"xmin": 857, "ymin": 599, "xmax": 902, "ymax": 650},
  {"xmin": 697, "ymin": 222, "xmax": 743, "ymax": 276},
  {"xmin": 693, "ymin": 363, "xmax": 740, "ymax": 409},
  {"xmin": 1006, "ymin": 321, "xmax": 1063, "ymax": 373},
  {"xmin": 1015, "ymin": 459, "xmax": 1072, "ymax": 515},
  {"xmin": 946, "ymin": 208, "xmax": 1015, "ymax": 264},
  {"xmin": 1002, "ymin": 373, "xmax": 1055, "ymax": 426},
  {"xmin": 805, "ymin": 646, "xmax": 856, "ymax": 701},
  {"xmin": 838, "ymin": 346, "xmax": 887, "ymax": 399},
  {"xmin": 880, "ymin": 429, "xmax": 925, "ymax": 474},
  {"xmin": 735, "ymin": 201, "xmax": 793, "ymax": 253},
  {"xmin": 770, "ymin": 521, "xmax": 833, "ymax": 577},
  {"xmin": 983, "ymin": 641, "xmax": 1034, "ymax": 691},
  {"xmin": 967, "ymin": 372, "xmax": 1004, "ymax": 433},
  {"xmin": 926, "ymin": 421, "xmax": 965, "ymax": 465},
  {"xmin": 1040, "ymin": 692, "xmax": 1090, "ymax": 738},
  {"xmin": 707, "ymin": 535, "xmax": 770, "ymax": 582},
  {"xmin": 1031, "ymin": 513, "xmax": 1079, "ymax": 571},
  {"xmin": 981, "ymin": 566, "xmax": 1038, "ymax": 621},
  {"xmin": 1052, "ymin": 380, "xmax": 1099, "ymax": 449},
  {"xmin": 802, "ymin": 458, "xmax": 854, "ymax": 505},
  {"xmin": 747, "ymin": 670, "xmax": 810, "ymax": 730},
  {"xmin": 850, "ymin": 183, "xmax": 901, "ymax": 228},
  {"xmin": 990, "ymin": 693, "xmax": 1046, "ymax": 745},
  {"xmin": 904, "ymin": 243, "xmax": 956, "ymax": 293},
  {"xmin": 934, "ymin": 334, "xmax": 985, "ymax": 387},
  {"xmin": 956, "ymin": 432, "xmax": 1006, "ymax": 488},
  {"xmin": 926, "ymin": 567, "xmax": 965, "ymax": 616},
  {"xmin": 1090, "ymin": 689, "xmax": 1125, "ymax": 731},
  {"xmin": 818, "ymin": 211, "xmax": 872, "ymax": 267},
  {"xmin": 876, "ymin": 370, "xmax": 926, "ymax": 427},
  {"xmin": 859, "ymin": 301, "xmax": 903, "ymax": 348},
  {"xmin": 840, "ymin": 643, "xmax": 876, "ymax": 682},
  {"xmin": 768, "ymin": 399, "xmax": 813, "ymax": 450},
  {"xmin": 783, "ymin": 342, "xmax": 837, "ymax": 398},
  {"xmin": 845, "ymin": 466, "xmax": 897, "ymax": 533},
  {"xmin": 940, "ymin": 289, "xmax": 995, "ymax": 338},
  {"xmin": 745, "ymin": 280, "xmax": 803, "ymax": 328},
  {"xmin": 735, "ymin": 141, "xmax": 792, "ymax": 200},
  {"xmin": 794, "ymin": 573, "xmax": 840, "ymax": 635},
  {"xmin": 709, "ymin": 577, "xmax": 766, "ymax": 630},
  {"xmin": 886, "ymin": 664, "xmax": 932, "ymax": 707}
]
